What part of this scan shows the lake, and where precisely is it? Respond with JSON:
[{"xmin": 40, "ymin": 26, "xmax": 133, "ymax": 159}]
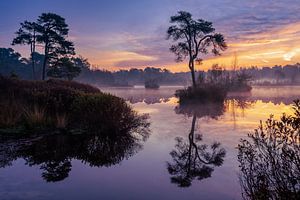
[{"xmin": 0, "ymin": 86, "xmax": 299, "ymax": 200}]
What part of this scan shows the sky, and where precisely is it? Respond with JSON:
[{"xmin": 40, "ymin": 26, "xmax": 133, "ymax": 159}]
[{"xmin": 1, "ymin": 0, "xmax": 300, "ymax": 72}]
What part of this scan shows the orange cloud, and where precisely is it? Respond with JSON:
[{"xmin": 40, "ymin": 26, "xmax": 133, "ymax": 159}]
[{"xmin": 81, "ymin": 50, "xmax": 158, "ymax": 69}]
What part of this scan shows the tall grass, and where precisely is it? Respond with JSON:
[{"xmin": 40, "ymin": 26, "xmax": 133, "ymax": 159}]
[
  {"xmin": 23, "ymin": 105, "xmax": 47, "ymax": 128},
  {"xmin": 0, "ymin": 77, "xmax": 148, "ymax": 136},
  {"xmin": 0, "ymin": 100, "xmax": 22, "ymax": 128},
  {"xmin": 55, "ymin": 113, "xmax": 68, "ymax": 129}
]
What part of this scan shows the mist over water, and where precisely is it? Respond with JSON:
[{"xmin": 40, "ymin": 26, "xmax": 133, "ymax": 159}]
[{"xmin": 0, "ymin": 86, "xmax": 299, "ymax": 200}]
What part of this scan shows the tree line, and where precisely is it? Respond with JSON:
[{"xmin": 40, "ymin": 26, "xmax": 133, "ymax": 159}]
[{"xmin": 1, "ymin": 46, "xmax": 300, "ymax": 85}]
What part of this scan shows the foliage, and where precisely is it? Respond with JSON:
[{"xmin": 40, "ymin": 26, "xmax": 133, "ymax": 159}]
[
  {"xmin": 144, "ymin": 79, "xmax": 160, "ymax": 89},
  {"xmin": 175, "ymin": 85, "xmax": 227, "ymax": 104},
  {"xmin": 238, "ymin": 100, "xmax": 300, "ymax": 200},
  {"xmin": 0, "ymin": 77, "xmax": 148, "ymax": 137},
  {"xmin": 12, "ymin": 13, "xmax": 76, "ymax": 80},
  {"xmin": 36, "ymin": 13, "xmax": 75, "ymax": 80},
  {"xmin": 200, "ymin": 64, "xmax": 252, "ymax": 92},
  {"xmin": 12, "ymin": 21, "xmax": 38, "ymax": 79},
  {"xmin": 0, "ymin": 48, "xmax": 29, "ymax": 78},
  {"xmin": 70, "ymin": 93, "xmax": 150, "ymax": 136},
  {"xmin": 47, "ymin": 57, "xmax": 82, "ymax": 80},
  {"xmin": 167, "ymin": 11, "xmax": 227, "ymax": 87}
]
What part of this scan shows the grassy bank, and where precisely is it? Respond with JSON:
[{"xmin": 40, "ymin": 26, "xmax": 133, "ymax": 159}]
[{"xmin": 0, "ymin": 77, "xmax": 149, "ymax": 135}]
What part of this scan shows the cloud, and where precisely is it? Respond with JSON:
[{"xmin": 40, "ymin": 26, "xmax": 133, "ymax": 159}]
[
  {"xmin": 4, "ymin": 0, "xmax": 300, "ymax": 71},
  {"xmin": 84, "ymin": 50, "xmax": 158, "ymax": 67}
]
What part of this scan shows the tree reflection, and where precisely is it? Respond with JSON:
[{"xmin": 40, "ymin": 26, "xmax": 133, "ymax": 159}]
[
  {"xmin": 169, "ymin": 102, "xmax": 226, "ymax": 187},
  {"xmin": 0, "ymin": 115, "xmax": 150, "ymax": 182},
  {"xmin": 175, "ymin": 101, "xmax": 226, "ymax": 119},
  {"xmin": 238, "ymin": 100, "xmax": 300, "ymax": 200}
]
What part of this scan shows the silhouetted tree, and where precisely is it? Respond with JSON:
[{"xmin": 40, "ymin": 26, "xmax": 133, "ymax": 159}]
[
  {"xmin": 0, "ymin": 48, "xmax": 29, "ymax": 77},
  {"xmin": 37, "ymin": 13, "xmax": 75, "ymax": 80},
  {"xmin": 47, "ymin": 56, "xmax": 82, "ymax": 80},
  {"xmin": 12, "ymin": 21, "xmax": 39, "ymax": 79},
  {"xmin": 31, "ymin": 52, "xmax": 45, "ymax": 79},
  {"xmin": 167, "ymin": 11, "xmax": 227, "ymax": 87}
]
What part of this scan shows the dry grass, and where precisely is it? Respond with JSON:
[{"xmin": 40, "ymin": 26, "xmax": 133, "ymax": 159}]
[
  {"xmin": 55, "ymin": 113, "xmax": 68, "ymax": 129},
  {"xmin": 0, "ymin": 101, "xmax": 22, "ymax": 127},
  {"xmin": 23, "ymin": 105, "xmax": 47, "ymax": 127}
]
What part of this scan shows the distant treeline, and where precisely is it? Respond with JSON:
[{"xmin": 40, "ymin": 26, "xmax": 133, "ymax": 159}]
[
  {"xmin": 243, "ymin": 65, "xmax": 300, "ymax": 85},
  {"xmin": 1, "ymin": 47, "xmax": 300, "ymax": 86},
  {"xmin": 78, "ymin": 67, "xmax": 190, "ymax": 86}
]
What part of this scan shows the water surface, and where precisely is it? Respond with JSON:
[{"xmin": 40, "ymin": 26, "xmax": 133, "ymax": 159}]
[{"xmin": 0, "ymin": 86, "xmax": 299, "ymax": 200}]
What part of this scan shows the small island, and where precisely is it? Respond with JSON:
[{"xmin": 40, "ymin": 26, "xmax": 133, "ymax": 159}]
[{"xmin": 144, "ymin": 79, "xmax": 160, "ymax": 89}]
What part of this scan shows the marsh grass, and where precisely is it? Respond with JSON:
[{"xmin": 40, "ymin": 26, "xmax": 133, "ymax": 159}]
[
  {"xmin": 0, "ymin": 77, "xmax": 149, "ymax": 135},
  {"xmin": 55, "ymin": 113, "xmax": 68, "ymax": 129},
  {"xmin": 175, "ymin": 84, "xmax": 227, "ymax": 104},
  {"xmin": 23, "ymin": 105, "xmax": 48, "ymax": 128},
  {"xmin": 0, "ymin": 100, "xmax": 22, "ymax": 128}
]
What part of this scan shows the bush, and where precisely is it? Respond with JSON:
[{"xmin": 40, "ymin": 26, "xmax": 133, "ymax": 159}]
[
  {"xmin": 238, "ymin": 100, "xmax": 300, "ymax": 200},
  {"xmin": 145, "ymin": 79, "xmax": 160, "ymax": 89},
  {"xmin": 70, "ymin": 93, "xmax": 150, "ymax": 136},
  {"xmin": 175, "ymin": 84, "xmax": 227, "ymax": 104},
  {"xmin": 0, "ymin": 77, "xmax": 149, "ymax": 136}
]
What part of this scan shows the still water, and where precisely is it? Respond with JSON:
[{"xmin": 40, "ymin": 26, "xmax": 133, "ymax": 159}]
[{"xmin": 0, "ymin": 86, "xmax": 299, "ymax": 200}]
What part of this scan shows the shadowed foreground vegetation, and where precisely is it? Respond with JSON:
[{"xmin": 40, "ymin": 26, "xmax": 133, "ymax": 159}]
[
  {"xmin": 0, "ymin": 77, "xmax": 149, "ymax": 135},
  {"xmin": 238, "ymin": 100, "xmax": 300, "ymax": 200}
]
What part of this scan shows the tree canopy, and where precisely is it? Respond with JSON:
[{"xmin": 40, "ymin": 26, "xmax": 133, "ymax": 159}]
[
  {"xmin": 12, "ymin": 12, "xmax": 76, "ymax": 80},
  {"xmin": 167, "ymin": 11, "xmax": 227, "ymax": 87}
]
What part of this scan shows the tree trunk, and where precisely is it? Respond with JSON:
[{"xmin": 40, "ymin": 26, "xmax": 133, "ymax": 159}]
[
  {"xmin": 42, "ymin": 55, "xmax": 47, "ymax": 80},
  {"xmin": 31, "ymin": 52, "xmax": 36, "ymax": 80},
  {"xmin": 190, "ymin": 59, "xmax": 196, "ymax": 88},
  {"xmin": 42, "ymin": 44, "xmax": 48, "ymax": 80},
  {"xmin": 31, "ymin": 30, "xmax": 36, "ymax": 80}
]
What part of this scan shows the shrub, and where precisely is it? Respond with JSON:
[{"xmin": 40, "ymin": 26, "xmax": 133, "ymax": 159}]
[
  {"xmin": 0, "ymin": 99, "xmax": 22, "ymax": 128},
  {"xmin": 0, "ymin": 77, "xmax": 149, "ymax": 137},
  {"xmin": 175, "ymin": 84, "xmax": 227, "ymax": 104},
  {"xmin": 70, "ymin": 93, "xmax": 150, "ymax": 137},
  {"xmin": 145, "ymin": 79, "xmax": 160, "ymax": 89},
  {"xmin": 238, "ymin": 100, "xmax": 300, "ymax": 200}
]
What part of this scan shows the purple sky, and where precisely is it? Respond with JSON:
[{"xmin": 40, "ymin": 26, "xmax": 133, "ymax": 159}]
[{"xmin": 1, "ymin": 0, "xmax": 300, "ymax": 71}]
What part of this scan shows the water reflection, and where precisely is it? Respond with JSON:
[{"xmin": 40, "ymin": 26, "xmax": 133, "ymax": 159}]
[
  {"xmin": 175, "ymin": 101, "xmax": 226, "ymax": 119},
  {"xmin": 101, "ymin": 86, "xmax": 181, "ymax": 104},
  {"xmin": 102, "ymin": 86, "xmax": 300, "ymax": 106},
  {"xmin": 168, "ymin": 102, "xmax": 226, "ymax": 187},
  {"xmin": 0, "ymin": 119, "xmax": 150, "ymax": 182},
  {"xmin": 238, "ymin": 100, "xmax": 300, "ymax": 200}
]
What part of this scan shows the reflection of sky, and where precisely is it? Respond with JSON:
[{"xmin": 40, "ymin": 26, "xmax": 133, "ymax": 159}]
[
  {"xmin": 102, "ymin": 85, "xmax": 300, "ymax": 106},
  {"xmin": 0, "ymin": 86, "xmax": 297, "ymax": 199},
  {"xmin": 1, "ymin": 0, "xmax": 300, "ymax": 71}
]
